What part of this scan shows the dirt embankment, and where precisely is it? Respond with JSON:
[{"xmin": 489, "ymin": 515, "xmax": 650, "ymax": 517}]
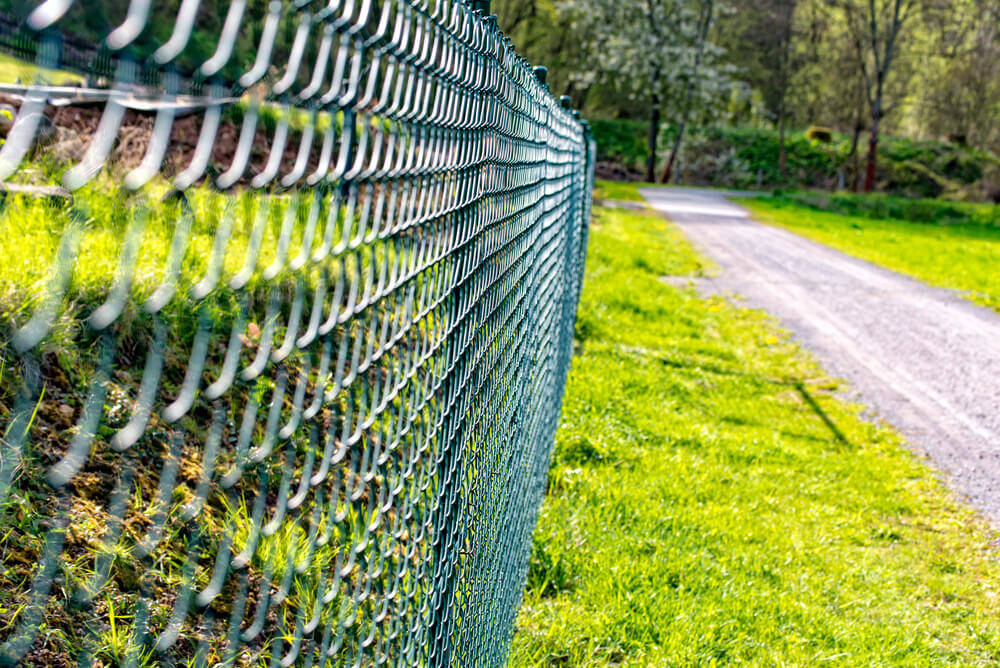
[{"xmin": 1, "ymin": 93, "xmax": 321, "ymax": 188}]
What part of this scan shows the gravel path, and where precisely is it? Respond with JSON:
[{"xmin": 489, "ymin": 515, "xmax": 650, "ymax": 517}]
[{"xmin": 640, "ymin": 187, "xmax": 1000, "ymax": 524}]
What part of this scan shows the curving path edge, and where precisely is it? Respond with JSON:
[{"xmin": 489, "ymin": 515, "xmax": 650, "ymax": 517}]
[{"xmin": 640, "ymin": 187, "xmax": 1000, "ymax": 525}]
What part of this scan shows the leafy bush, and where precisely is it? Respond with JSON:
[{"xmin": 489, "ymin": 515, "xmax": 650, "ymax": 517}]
[
  {"xmin": 589, "ymin": 118, "xmax": 650, "ymax": 172},
  {"xmin": 587, "ymin": 118, "xmax": 999, "ymax": 200},
  {"xmin": 676, "ymin": 125, "xmax": 843, "ymax": 189},
  {"xmin": 769, "ymin": 190, "xmax": 1000, "ymax": 226},
  {"xmin": 806, "ymin": 126, "xmax": 834, "ymax": 143}
]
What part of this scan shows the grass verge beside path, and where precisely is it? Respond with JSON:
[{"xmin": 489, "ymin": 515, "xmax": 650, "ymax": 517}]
[
  {"xmin": 510, "ymin": 204, "xmax": 1000, "ymax": 666},
  {"xmin": 741, "ymin": 196, "xmax": 1000, "ymax": 313},
  {"xmin": 0, "ymin": 53, "xmax": 82, "ymax": 86},
  {"xmin": 594, "ymin": 180, "xmax": 647, "ymax": 202},
  {"xmin": 594, "ymin": 181, "xmax": 744, "ymax": 202}
]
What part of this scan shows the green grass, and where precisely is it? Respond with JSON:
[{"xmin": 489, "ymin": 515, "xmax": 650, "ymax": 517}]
[
  {"xmin": 0, "ymin": 53, "xmax": 82, "ymax": 86},
  {"xmin": 1, "ymin": 180, "xmax": 253, "ymax": 304},
  {"xmin": 741, "ymin": 196, "xmax": 1000, "ymax": 312},
  {"xmin": 510, "ymin": 205, "xmax": 1000, "ymax": 666},
  {"xmin": 0, "ymin": 175, "xmax": 342, "ymax": 662},
  {"xmin": 768, "ymin": 190, "xmax": 1000, "ymax": 226},
  {"xmin": 593, "ymin": 180, "xmax": 646, "ymax": 202}
]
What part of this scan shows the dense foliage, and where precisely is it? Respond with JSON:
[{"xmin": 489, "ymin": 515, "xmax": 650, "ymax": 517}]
[
  {"xmin": 497, "ymin": 0, "xmax": 1000, "ymax": 197},
  {"xmin": 0, "ymin": 0, "xmax": 995, "ymax": 196},
  {"xmin": 766, "ymin": 190, "xmax": 1000, "ymax": 226},
  {"xmin": 593, "ymin": 121, "xmax": 1000, "ymax": 199}
]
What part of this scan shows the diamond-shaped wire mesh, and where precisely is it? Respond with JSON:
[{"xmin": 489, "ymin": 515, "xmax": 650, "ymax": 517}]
[{"xmin": 0, "ymin": 0, "xmax": 593, "ymax": 665}]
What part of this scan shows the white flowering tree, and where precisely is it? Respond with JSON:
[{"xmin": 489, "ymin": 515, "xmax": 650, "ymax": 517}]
[{"xmin": 564, "ymin": 0, "xmax": 730, "ymax": 181}]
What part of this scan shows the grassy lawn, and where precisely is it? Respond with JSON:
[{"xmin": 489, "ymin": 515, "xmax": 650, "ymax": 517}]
[
  {"xmin": 510, "ymin": 204, "xmax": 1000, "ymax": 666},
  {"xmin": 741, "ymin": 196, "xmax": 1000, "ymax": 313},
  {"xmin": 0, "ymin": 52, "xmax": 82, "ymax": 85},
  {"xmin": 594, "ymin": 180, "xmax": 647, "ymax": 201},
  {"xmin": 0, "ymin": 180, "xmax": 327, "ymax": 663},
  {"xmin": 594, "ymin": 180, "xmax": 749, "ymax": 202}
]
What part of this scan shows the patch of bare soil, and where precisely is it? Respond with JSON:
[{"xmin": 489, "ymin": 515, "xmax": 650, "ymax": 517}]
[{"xmin": 1, "ymin": 93, "xmax": 319, "ymax": 188}]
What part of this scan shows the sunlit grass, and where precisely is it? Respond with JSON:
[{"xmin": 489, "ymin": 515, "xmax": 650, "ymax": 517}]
[
  {"xmin": 0, "ymin": 174, "xmax": 351, "ymax": 662},
  {"xmin": 742, "ymin": 196, "xmax": 1000, "ymax": 313},
  {"xmin": 593, "ymin": 180, "xmax": 646, "ymax": 202},
  {"xmin": 0, "ymin": 52, "xmax": 82, "ymax": 86},
  {"xmin": 510, "ymin": 204, "xmax": 1000, "ymax": 666},
  {"xmin": 0, "ymin": 180, "xmax": 281, "ymax": 309},
  {"xmin": 594, "ymin": 180, "xmax": 746, "ymax": 202}
]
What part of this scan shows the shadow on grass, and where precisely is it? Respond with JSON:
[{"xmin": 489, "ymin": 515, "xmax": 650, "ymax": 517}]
[
  {"xmin": 792, "ymin": 380, "xmax": 851, "ymax": 446},
  {"xmin": 639, "ymin": 346, "xmax": 854, "ymax": 448}
]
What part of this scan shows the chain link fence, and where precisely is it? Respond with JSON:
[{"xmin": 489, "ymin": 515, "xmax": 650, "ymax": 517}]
[{"xmin": 0, "ymin": 0, "xmax": 593, "ymax": 665}]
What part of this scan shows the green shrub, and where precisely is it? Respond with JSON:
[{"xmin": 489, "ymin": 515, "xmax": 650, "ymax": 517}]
[
  {"xmin": 587, "ymin": 119, "xmax": 998, "ymax": 200},
  {"xmin": 806, "ymin": 126, "xmax": 834, "ymax": 143},
  {"xmin": 589, "ymin": 118, "xmax": 650, "ymax": 172},
  {"xmin": 770, "ymin": 190, "xmax": 1000, "ymax": 226},
  {"xmin": 674, "ymin": 125, "xmax": 844, "ymax": 190}
]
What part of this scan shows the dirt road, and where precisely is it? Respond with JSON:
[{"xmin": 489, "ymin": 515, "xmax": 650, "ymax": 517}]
[{"xmin": 640, "ymin": 187, "xmax": 1000, "ymax": 524}]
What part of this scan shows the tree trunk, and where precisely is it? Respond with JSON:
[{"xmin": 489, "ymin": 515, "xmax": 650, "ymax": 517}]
[
  {"xmin": 855, "ymin": 0, "xmax": 908, "ymax": 194},
  {"xmin": 848, "ymin": 121, "xmax": 861, "ymax": 192},
  {"xmin": 662, "ymin": 118, "xmax": 686, "ymax": 184},
  {"xmin": 847, "ymin": 88, "xmax": 863, "ymax": 191},
  {"xmin": 864, "ymin": 98, "xmax": 881, "ymax": 193},
  {"xmin": 659, "ymin": 0, "xmax": 714, "ymax": 183},
  {"xmin": 646, "ymin": 96, "xmax": 660, "ymax": 183},
  {"xmin": 776, "ymin": 2, "xmax": 794, "ymax": 180},
  {"xmin": 863, "ymin": 125, "xmax": 878, "ymax": 193},
  {"xmin": 778, "ymin": 103, "xmax": 787, "ymax": 176}
]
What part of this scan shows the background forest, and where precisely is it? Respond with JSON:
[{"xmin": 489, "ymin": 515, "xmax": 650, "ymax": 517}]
[
  {"xmin": 0, "ymin": 0, "xmax": 996, "ymax": 199},
  {"xmin": 495, "ymin": 0, "xmax": 1000, "ymax": 199}
]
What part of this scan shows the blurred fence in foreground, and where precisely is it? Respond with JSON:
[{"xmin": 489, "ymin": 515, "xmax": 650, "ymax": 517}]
[{"xmin": 0, "ymin": 0, "xmax": 593, "ymax": 665}]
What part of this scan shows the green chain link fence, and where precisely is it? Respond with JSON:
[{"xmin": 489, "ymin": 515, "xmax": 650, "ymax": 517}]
[{"xmin": 0, "ymin": 0, "xmax": 593, "ymax": 665}]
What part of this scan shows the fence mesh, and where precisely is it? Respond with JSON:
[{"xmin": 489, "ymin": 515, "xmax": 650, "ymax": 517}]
[{"xmin": 0, "ymin": 0, "xmax": 593, "ymax": 665}]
